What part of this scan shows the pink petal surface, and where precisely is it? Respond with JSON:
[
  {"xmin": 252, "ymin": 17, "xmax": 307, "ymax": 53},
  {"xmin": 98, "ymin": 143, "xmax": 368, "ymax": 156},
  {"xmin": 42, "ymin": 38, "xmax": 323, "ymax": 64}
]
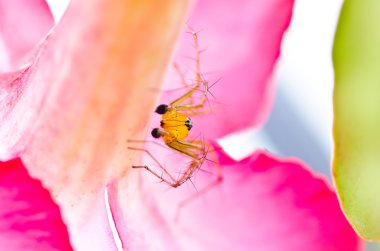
[
  {"xmin": 0, "ymin": 0, "xmax": 54, "ymax": 71},
  {"xmin": 0, "ymin": 0, "xmax": 53, "ymax": 159},
  {"xmin": 108, "ymin": 175, "xmax": 183, "ymax": 251},
  {"xmin": 161, "ymin": 0, "xmax": 294, "ymax": 139},
  {"xmin": 111, "ymin": 148, "xmax": 363, "ymax": 251},
  {"xmin": 0, "ymin": 1, "xmax": 359, "ymax": 251},
  {"xmin": 0, "ymin": 158, "xmax": 72, "ymax": 251},
  {"xmin": 0, "ymin": 0, "xmax": 191, "ymax": 250}
]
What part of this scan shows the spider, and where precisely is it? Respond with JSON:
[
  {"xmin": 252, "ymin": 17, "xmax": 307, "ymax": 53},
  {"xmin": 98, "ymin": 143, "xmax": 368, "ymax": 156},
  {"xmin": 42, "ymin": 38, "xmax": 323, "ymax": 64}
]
[{"xmin": 128, "ymin": 30, "xmax": 221, "ymax": 189}]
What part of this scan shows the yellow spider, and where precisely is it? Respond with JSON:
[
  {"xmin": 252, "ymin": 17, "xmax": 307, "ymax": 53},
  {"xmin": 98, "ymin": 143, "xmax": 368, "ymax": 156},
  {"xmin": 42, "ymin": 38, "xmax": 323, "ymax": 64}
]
[{"xmin": 128, "ymin": 31, "xmax": 221, "ymax": 188}]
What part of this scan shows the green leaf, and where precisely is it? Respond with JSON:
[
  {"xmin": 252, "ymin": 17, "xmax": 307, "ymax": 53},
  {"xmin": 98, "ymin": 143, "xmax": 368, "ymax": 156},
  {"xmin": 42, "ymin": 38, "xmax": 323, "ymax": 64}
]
[{"xmin": 333, "ymin": 0, "xmax": 380, "ymax": 240}]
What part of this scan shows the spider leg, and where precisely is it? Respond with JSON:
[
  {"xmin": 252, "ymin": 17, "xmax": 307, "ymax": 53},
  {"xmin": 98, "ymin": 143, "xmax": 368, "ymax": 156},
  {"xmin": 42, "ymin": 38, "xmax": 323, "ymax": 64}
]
[
  {"xmin": 128, "ymin": 146, "xmax": 178, "ymax": 186},
  {"xmin": 127, "ymin": 139, "xmax": 169, "ymax": 150},
  {"xmin": 162, "ymin": 139, "xmax": 208, "ymax": 186},
  {"xmin": 173, "ymin": 62, "xmax": 194, "ymax": 95},
  {"xmin": 128, "ymin": 138, "xmax": 207, "ymax": 188},
  {"xmin": 170, "ymin": 31, "xmax": 204, "ymax": 107},
  {"xmin": 175, "ymin": 139, "xmax": 222, "ymax": 180},
  {"xmin": 167, "ymin": 139, "xmax": 206, "ymax": 159},
  {"xmin": 174, "ymin": 79, "xmax": 209, "ymax": 111},
  {"xmin": 167, "ymin": 139, "xmax": 221, "ymax": 192},
  {"xmin": 173, "ymin": 142, "xmax": 224, "ymax": 222}
]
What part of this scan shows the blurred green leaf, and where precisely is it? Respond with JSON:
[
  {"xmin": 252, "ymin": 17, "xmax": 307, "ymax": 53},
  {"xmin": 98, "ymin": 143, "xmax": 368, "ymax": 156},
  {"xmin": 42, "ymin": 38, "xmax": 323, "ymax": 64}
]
[{"xmin": 333, "ymin": 0, "xmax": 380, "ymax": 240}]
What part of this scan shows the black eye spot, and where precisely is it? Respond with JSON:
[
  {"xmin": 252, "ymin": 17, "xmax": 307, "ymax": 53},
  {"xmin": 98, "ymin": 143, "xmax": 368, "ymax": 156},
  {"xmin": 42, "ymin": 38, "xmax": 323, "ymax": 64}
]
[
  {"xmin": 155, "ymin": 104, "xmax": 168, "ymax": 114},
  {"xmin": 151, "ymin": 128, "xmax": 161, "ymax": 138},
  {"xmin": 185, "ymin": 118, "xmax": 193, "ymax": 130}
]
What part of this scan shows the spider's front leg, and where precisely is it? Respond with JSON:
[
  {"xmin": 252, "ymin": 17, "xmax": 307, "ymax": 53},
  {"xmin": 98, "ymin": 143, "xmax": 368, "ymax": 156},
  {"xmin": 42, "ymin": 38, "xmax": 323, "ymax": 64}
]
[
  {"xmin": 170, "ymin": 30, "xmax": 208, "ymax": 108},
  {"xmin": 127, "ymin": 138, "xmax": 207, "ymax": 188}
]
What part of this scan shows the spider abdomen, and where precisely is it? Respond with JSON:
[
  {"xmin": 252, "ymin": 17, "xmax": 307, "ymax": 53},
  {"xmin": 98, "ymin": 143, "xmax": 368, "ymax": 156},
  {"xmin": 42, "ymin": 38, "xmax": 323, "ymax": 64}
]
[{"xmin": 161, "ymin": 108, "xmax": 191, "ymax": 140}]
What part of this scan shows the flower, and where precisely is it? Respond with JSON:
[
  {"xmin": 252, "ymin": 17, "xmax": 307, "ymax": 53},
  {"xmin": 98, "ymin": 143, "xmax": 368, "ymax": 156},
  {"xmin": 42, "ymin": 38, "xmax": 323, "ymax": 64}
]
[
  {"xmin": 0, "ymin": 158, "xmax": 73, "ymax": 250},
  {"xmin": 0, "ymin": 0, "xmax": 363, "ymax": 250}
]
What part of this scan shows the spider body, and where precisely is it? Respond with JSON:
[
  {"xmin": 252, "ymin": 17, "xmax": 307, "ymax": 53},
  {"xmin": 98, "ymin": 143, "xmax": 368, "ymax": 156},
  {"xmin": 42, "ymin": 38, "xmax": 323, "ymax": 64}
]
[
  {"xmin": 128, "ymin": 31, "xmax": 221, "ymax": 188},
  {"xmin": 154, "ymin": 105, "xmax": 192, "ymax": 143}
]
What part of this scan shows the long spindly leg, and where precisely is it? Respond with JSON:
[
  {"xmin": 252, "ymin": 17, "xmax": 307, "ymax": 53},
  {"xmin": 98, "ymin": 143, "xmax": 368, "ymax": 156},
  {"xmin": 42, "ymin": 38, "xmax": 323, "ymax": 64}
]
[
  {"xmin": 173, "ymin": 141, "xmax": 224, "ymax": 222},
  {"xmin": 128, "ymin": 139, "xmax": 207, "ymax": 157},
  {"xmin": 176, "ymin": 77, "xmax": 222, "ymax": 113},
  {"xmin": 128, "ymin": 146, "xmax": 178, "ymax": 186},
  {"xmin": 157, "ymin": 139, "xmax": 208, "ymax": 186},
  {"xmin": 128, "ymin": 138, "xmax": 207, "ymax": 188},
  {"xmin": 127, "ymin": 139, "xmax": 169, "ymax": 151},
  {"xmin": 164, "ymin": 138, "xmax": 219, "ymax": 189},
  {"xmin": 173, "ymin": 62, "xmax": 198, "ymax": 105},
  {"xmin": 167, "ymin": 139, "xmax": 206, "ymax": 158},
  {"xmin": 170, "ymin": 31, "xmax": 205, "ymax": 107},
  {"xmin": 187, "ymin": 139, "xmax": 223, "ymax": 181},
  {"xmin": 173, "ymin": 62, "xmax": 193, "ymax": 91},
  {"xmin": 174, "ymin": 78, "xmax": 209, "ymax": 111}
]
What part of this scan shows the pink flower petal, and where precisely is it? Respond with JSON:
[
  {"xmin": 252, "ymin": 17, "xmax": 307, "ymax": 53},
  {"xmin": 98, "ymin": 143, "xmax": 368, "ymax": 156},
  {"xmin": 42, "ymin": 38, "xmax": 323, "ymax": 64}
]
[
  {"xmin": 161, "ymin": 0, "xmax": 294, "ymax": 139},
  {"xmin": 0, "ymin": 0, "xmax": 54, "ymax": 71},
  {"xmin": 110, "ymin": 148, "xmax": 364, "ymax": 250},
  {"xmin": 0, "ymin": 158, "xmax": 73, "ymax": 250},
  {"xmin": 0, "ymin": 1, "xmax": 356, "ymax": 250},
  {"xmin": 108, "ymin": 177, "xmax": 183, "ymax": 251},
  {"xmin": 0, "ymin": 0, "xmax": 53, "ymax": 159},
  {"xmin": 0, "ymin": 0, "xmax": 192, "ymax": 250},
  {"xmin": 0, "ymin": 66, "xmax": 34, "ymax": 159}
]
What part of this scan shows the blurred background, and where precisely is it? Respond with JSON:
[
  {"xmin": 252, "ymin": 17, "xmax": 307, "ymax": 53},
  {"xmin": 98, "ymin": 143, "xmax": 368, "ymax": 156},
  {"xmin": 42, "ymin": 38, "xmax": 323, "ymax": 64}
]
[
  {"xmin": 220, "ymin": 0, "xmax": 339, "ymax": 180},
  {"xmin": 219, "ymin": 0, "xmax": 378, "ymax": 250},
  {"xmin": 47, "ymin": 0, "xmax": 377, "ymax": 250}
]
